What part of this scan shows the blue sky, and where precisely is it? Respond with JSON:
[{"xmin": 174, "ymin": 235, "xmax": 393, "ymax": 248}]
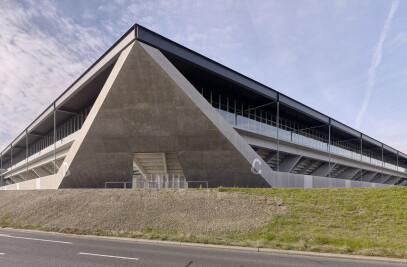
[{"xmin": 0, "ymin": 0, "xmax": 406, "ymax": 152}]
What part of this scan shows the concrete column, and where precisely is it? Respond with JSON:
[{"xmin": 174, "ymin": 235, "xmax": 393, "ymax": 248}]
[
  {"xmin": 311, "ymin": 162, "xmax": 336, "ymax": 177},
  {"xmin": 279, "ymin": 155, "xmax": 302, "ymax": 173}
]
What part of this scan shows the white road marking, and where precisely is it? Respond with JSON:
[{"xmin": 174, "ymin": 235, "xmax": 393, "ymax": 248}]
[
  {"xmin": 79, "ymin": 252, "xmax": 139, "ymax": 261},
  {"xmin": 0, "ymin": 253, "xmax": 5, "ymax": 255},
  {"xmin": 0, "ymin": 234, "xmax": 72, "ymax": 244}
]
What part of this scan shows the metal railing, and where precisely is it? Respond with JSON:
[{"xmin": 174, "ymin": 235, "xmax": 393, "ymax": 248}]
[
  {"xmin": 105, "ymin": 179, "xmax": 208, "ymax": 189},
  {"xmin": 215, "ymin": 108, "xmax": 406, "ymax": 174}
]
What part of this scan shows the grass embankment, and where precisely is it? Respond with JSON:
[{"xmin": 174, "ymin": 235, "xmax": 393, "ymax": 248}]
[
  {"xmin": 1, "ymin": 187, "xmax": 407, "ymax": 258},
  {"xmin": 219, "ymin": 187, "xmax": 407, "ymax": 258}
]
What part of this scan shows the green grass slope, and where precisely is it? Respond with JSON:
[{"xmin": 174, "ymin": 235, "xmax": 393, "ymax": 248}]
[{"xmin": 219, "ymin": 187, "xmax": 407, "ymax": 258}]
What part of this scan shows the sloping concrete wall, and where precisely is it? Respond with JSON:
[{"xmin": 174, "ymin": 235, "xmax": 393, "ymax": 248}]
[{"xmin": 59, "ymin": 41, "xmax": 273, "ymax": 188}]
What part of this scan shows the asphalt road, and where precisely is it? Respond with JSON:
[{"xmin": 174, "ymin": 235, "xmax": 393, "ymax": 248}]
[{"xmin": 0, "ymin": 229, "xmax": 404, "ymax": 267}]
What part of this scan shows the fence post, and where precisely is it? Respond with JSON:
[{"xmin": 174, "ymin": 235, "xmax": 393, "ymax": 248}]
[{"xmin": 172, "ymin": 174, "xmax": 174, "ymax": 188}]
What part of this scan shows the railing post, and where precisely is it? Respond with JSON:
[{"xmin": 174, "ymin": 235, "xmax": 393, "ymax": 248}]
[
  {"xmin": 234, "ymin": 100, "xmax": 237, "ymax": 126},
  {"xmin": 26, "ymin": 130, "xmax": 28, "ymax": 180},
  {"xmin": 0, "ymin": 153, "xmax": 2, "ymax": 187},
  {"xmin": 397, "ymin": 151, "xmax": 399, "ymax": 182},
  {"xmin": 210, "ymin": 90, "xmax": 212, "ymax": 106},
  {"xmin": 276, "ymin": 96, "xmax": 280, "ymax": 172},
  {"xmin": 254, "ymin": 108, "xmax": 256, "ymax": 132},
  {"xmin": 328, "ymin": 120, "xmax": 331, "ymax": 178},
  {"xmin": 11, "ymin": 144, "xmax": 13, "ymax": 172},
  {"xmin": 360, "ymin": 135, "xmax": 363, "ymax": 181},
  {"xmin": 219, "ymin": 94, "xmax": 221, "ymax": 110},
  {"xmin": 226, "ymin": 97, "xmax": 229, "ymax": 116},
  {"xmin": 54, "ymin": 103, "xmax": 57, "ymax": 174},
  {"xmin": 248, "ymin": 105, "xmax": 251, "ymax": 130},
  {"xmin": 381, "ymin": 144, "xmax": 384, "ymax": 180}
]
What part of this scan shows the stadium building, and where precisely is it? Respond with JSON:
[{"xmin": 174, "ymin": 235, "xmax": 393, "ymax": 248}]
[{"xmin": 0, "ymin": 24, "xmax": 406, "ymax": 190}]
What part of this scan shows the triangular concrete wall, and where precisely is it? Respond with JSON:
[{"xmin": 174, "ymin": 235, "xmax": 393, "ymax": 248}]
[{"xmin": 58, "ymin": 41, "xmax": 274, "ymax": 188}]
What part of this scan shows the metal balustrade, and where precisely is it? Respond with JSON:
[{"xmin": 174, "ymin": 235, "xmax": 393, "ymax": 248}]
[{"xmin": 198, "ymin": 87, "xmax": 405, "ymax": 175}]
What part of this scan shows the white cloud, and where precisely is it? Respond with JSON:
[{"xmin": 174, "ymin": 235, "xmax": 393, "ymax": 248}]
[
  {"xmin": 355, "ymin": 0, "xmax": 399, "ymax": 129},
  {"xmin": 0, "ymin": 0, "xmax": 109, "ymax": 151}
]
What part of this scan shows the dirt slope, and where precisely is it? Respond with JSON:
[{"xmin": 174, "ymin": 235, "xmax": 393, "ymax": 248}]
[{"xmin": 0, "ymin": 189, "xmax": 286, "ymax": 235}]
